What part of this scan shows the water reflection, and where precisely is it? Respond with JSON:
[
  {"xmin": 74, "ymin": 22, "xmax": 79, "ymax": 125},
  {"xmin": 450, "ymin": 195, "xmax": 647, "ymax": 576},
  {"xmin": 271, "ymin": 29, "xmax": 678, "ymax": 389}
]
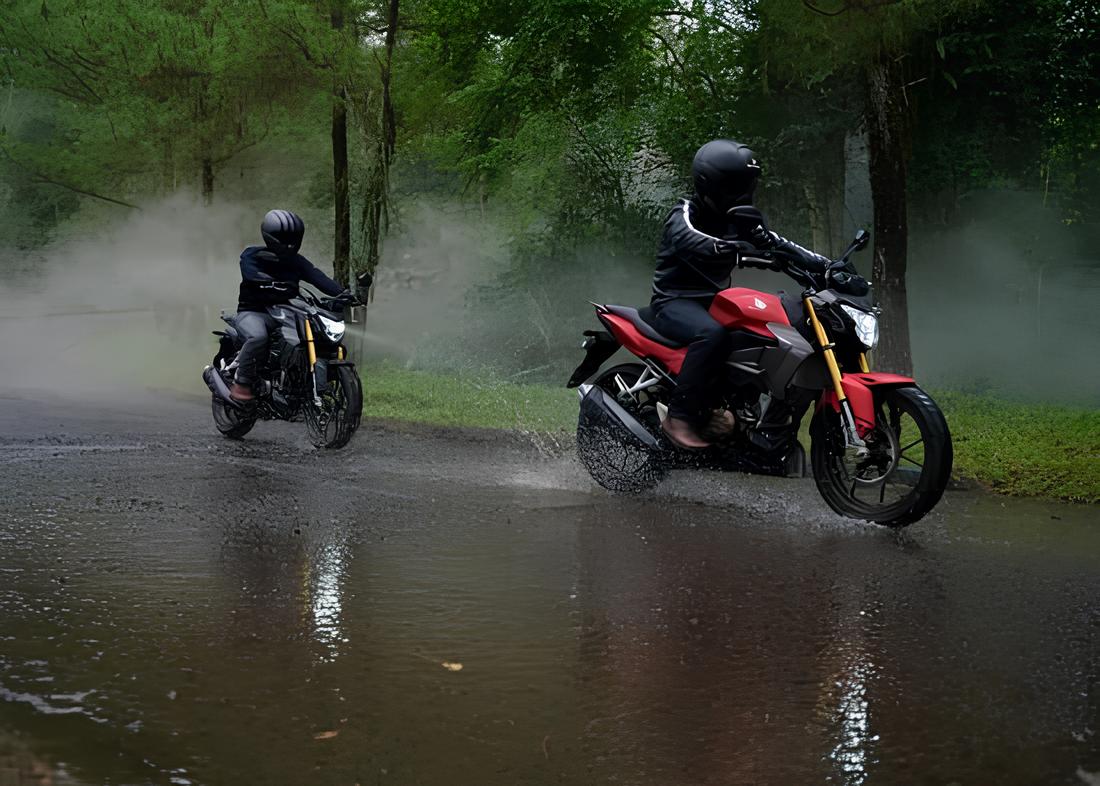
[
  {"xmin": 2, "ymin": 465, "xmax": 1099, "ymax": 785},
  {"xmin": 301, "ymin": 540, "xmax": 350, "ymax": 663},
  {"xmin": 825, "ymin": 647, "xmax": 877, "ymax": 785},
  {"xmin": 570, "ymin": 505, "xmax": 912, "ymax": 784}
]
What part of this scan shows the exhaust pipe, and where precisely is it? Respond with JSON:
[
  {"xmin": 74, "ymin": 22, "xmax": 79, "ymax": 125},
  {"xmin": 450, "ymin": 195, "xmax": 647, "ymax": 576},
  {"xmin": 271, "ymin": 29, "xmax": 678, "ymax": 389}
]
[{"xmin": 202, "ymin": 365, "xmax": 244, "ymax": 409}]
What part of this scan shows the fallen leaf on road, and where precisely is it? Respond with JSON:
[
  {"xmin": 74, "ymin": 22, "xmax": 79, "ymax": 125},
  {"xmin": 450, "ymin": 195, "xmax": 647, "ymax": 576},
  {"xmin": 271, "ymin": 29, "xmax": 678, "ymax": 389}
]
[
  {"xmin": 313, "ymin": 730, "xmax": 339, "ymax": 740},
  {"xmin": 441, "ymin": 662, "xmax": 463, "ymax": 672}
]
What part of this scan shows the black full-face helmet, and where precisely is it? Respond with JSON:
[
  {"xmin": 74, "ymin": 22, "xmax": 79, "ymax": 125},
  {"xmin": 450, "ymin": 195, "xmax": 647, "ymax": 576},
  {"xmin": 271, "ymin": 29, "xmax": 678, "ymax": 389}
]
[
  {"xmin": 261, "ymin": 209, "xmax": 305, "ymax": 257},
  {"xmin": 692, "ymin": 139, "xmax": 762, "ymax": 215}
]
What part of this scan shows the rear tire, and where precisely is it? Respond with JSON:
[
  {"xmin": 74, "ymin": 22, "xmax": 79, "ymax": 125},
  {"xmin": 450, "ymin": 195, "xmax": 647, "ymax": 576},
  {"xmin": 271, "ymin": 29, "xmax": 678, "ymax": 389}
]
[
  {"xmin": 305, "ymin": 365, "xmax": 362, "ymax": 449},
  {"xmin": 576, "ymin": 363, "xmax": 668, "ymax": 494},
  {"xmin": 811, "ymin": 385, "xmax": 952, "ymax": 527}
]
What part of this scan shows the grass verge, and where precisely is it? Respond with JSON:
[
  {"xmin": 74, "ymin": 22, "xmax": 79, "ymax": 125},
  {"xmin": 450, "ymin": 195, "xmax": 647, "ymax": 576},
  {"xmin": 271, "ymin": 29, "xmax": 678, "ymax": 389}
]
[
  {"xmin": 936, "ymin": 391, "xmax": 1100, "ymax": 503},
  {"xmin": 361, "ymin": 361, "xmax": 576, "ymax": 433},
  {"xmin": 360, "ymin": 363, "xmax": 1100, "ymax": 503}
]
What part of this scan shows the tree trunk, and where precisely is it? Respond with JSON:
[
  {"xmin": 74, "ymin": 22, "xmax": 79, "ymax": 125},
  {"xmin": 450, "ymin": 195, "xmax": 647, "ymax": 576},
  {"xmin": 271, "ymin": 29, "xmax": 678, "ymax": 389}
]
[
  {"xmin": 332, "ymin": 88, "xmax": 350, "ymax": 286},
  {"xmin": 804, "ymin": 131, "xmax": 846, "ymax": 257},
  {"xmin": 201, "ymin": 157, "xmax": 214, "ymax": 205},
  {"xmin": 331, "ymin": 5, "xmax": 351, "ymax": 287},
  {"xmin": 866, "ymin": 53, "xmax": 913, "ymax": 375},
  {"xmin": 381, "ymin": 0, "xmax": 399, "ymax": 162},
  {"xmin": 357, "ymin": 0, "xmax": 399, "ymax": 284}
]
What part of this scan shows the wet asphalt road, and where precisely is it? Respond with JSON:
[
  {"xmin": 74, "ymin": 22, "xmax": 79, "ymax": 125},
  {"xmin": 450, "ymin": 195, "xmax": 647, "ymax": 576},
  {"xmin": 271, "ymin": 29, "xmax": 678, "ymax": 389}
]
[{"xmin": 1, "ymin": 391, "xmax": 1099, "ymax": 786}]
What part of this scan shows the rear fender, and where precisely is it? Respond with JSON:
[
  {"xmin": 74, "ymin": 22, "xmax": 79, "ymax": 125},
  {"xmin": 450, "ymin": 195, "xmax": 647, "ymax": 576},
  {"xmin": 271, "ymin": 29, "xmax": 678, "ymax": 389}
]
[
  {"xmin": 818, "ymin": 372, "xmax": 915, "ymax": 436},
  {"xmin": 213, "ymin": 331, "xmax": 238, "ymax": 364},
  {"xmin": 566, "ymin": 330, "xmax": 619, "ymax": 388}
]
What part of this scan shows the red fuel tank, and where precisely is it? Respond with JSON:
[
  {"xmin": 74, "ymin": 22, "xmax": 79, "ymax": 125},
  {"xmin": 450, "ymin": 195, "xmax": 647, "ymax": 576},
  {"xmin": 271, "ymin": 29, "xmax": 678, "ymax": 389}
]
[{"xmin": 708, "ymin": 288, "xmax": 790, "ymax": 338}]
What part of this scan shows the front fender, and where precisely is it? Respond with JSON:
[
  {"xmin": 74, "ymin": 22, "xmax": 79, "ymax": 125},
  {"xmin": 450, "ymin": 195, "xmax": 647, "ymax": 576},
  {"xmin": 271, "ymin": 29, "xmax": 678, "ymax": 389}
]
[{"xmin": 819, "ymin": 372, "xmax": 915, "ymax": 436}]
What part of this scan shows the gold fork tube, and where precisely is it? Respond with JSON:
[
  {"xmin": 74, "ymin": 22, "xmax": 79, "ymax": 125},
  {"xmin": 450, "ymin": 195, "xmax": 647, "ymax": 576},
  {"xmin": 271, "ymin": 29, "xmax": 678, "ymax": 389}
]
[
  {"xmin": 804, "ymin": 297, "xmax": 847, "ymax": 402},
  {"xmin": 304, "ymin": 317, "xmax": 318, "ymax": 370}
]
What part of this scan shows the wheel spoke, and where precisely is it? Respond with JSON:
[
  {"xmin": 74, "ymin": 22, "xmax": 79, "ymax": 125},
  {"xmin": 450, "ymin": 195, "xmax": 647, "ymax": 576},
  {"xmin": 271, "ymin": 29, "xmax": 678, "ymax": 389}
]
[
  {"xmin": 900, "ymin": 455, "xmax": 924, "ymax": 469},
  {"xmin": 899, "ymin": 437, "xmax": 924, "ymax": 454}
]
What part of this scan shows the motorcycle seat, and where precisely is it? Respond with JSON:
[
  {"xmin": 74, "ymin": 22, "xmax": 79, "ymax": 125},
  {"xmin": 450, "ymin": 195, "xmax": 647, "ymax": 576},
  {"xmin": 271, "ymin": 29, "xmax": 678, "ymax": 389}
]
[{"xmin": 603, "ymin": 304, "xmax": 686, "ymax": 348}]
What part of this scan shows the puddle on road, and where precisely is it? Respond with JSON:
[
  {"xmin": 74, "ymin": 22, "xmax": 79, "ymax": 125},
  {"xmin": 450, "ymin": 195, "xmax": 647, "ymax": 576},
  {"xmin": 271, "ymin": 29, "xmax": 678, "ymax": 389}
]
[{"xmin": 1, "ymin": 480, "xmax": 1099, "ymax": 784}]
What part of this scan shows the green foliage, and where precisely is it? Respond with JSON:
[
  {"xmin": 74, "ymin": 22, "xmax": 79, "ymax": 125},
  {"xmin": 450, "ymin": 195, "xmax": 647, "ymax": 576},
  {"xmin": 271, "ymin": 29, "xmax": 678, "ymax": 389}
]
[{"xmin": 0, "ymin": 0, "xmax": 336, "ymax": 229}]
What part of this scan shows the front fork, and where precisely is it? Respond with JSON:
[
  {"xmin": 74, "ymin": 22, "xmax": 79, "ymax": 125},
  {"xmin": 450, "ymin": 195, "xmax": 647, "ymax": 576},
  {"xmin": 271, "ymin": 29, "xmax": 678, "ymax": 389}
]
[
  {"xmin": 803, "ymin": 297, "xmax": 868, "ymax": 449},
  {"xmin": 303, "ymin": 317, "xmax": 323, "ymax": 407}
]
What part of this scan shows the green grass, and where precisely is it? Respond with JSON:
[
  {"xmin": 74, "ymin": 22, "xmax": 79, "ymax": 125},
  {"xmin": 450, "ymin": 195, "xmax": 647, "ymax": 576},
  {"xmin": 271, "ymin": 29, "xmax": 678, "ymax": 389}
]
[
  {"xmin": 361, "ymin": 361, "xmax": 576, "ymax": 433},
  {"xmin": 360, "ymin": 363, "xmax": 1100, "ymax": 503},
  {"xmin": 936, "ymin": 391, "xmax": 1100, "ymax": 503}
]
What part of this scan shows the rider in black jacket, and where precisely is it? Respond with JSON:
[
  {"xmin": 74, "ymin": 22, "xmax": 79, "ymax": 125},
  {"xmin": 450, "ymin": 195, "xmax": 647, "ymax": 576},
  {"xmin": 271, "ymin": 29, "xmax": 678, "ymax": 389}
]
[
  {"xmin": 648, "ymin": 139, "xmax": 830, "ymax": 450},
  {"xmin": 230, "ymin": 209, "xmax": 347, "ymax": 402}
]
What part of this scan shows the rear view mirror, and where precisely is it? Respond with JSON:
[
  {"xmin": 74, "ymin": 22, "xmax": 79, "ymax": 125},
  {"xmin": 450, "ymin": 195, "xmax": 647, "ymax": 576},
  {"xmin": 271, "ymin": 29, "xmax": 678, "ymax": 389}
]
[
  {"xmin": 853, "ymin": 229, "xmax": 870, "ymax": 250},
  {"xmin": 355, "ymin": 270, "xmax": 374, "ymax": 300}
]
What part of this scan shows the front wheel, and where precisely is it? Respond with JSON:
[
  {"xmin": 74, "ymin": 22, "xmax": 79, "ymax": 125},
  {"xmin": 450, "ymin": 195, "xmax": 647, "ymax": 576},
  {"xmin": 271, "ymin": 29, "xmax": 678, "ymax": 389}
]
[
  {"xmin": 811, "ymin": 385, "xmax": 952, "ymax": 527},
  {"xmin": 305, "ymin": 365, "xmax": 363, "ymax": 449}
]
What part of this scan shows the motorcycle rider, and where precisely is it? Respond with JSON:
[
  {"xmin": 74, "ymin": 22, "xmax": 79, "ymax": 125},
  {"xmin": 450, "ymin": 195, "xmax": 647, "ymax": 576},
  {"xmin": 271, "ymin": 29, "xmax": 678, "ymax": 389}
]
[
  {"xmin": 229, "ymin": 209, "xmax": 349, "ymax": 402},
  {"xmin": 647, "ymin": 139, "xmax": 831, "ymax": 450}
]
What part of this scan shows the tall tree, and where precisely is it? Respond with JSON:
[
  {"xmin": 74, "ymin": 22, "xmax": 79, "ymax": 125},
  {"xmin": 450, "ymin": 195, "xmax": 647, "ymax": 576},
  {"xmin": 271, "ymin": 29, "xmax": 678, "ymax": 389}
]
[{"xmin": 756, "ymin": 0, "xmax": 982, "ymax": 374}]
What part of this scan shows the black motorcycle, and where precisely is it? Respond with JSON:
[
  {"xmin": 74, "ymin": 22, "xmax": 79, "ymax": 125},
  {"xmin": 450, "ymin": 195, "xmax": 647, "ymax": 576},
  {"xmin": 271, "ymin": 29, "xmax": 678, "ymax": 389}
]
[{"xmin": 202, "ymin": 280, "xmax": 367, "ymax": 449}]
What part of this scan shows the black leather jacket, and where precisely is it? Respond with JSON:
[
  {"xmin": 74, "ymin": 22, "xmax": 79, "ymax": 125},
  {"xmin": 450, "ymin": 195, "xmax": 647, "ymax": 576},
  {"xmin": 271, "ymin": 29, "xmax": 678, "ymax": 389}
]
[
  {"xmin": 650, "ymin": 197, "xmax": 829, "ymax": 306},
  {"xmin": 236, "ymin": 246, "xmax": 344, "ymax": 312}
]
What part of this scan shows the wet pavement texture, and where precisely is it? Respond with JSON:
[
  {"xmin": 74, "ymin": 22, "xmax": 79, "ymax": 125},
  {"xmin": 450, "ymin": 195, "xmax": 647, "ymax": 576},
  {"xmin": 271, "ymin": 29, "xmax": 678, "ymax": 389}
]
[{"xmin": 0, "ymin": 391, "xmax": 1098, "ymax": 785}]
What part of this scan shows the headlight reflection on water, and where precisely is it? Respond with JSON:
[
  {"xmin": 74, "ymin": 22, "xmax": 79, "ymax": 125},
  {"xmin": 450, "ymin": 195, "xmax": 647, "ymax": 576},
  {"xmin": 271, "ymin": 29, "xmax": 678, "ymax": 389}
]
[
  {"xmin": 306, "ymin": 541, "xmax": 350, "ymax": 663},
  {"xmin": 828, "ymin": 653, "xmax": 880, "ymax": 785}
]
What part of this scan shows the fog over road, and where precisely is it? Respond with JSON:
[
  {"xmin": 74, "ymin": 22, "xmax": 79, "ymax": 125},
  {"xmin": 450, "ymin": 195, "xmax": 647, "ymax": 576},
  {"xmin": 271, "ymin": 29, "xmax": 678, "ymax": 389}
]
[{"xmin": 1, "ymin": 391, "xmax": 1098, "ymax": 785}]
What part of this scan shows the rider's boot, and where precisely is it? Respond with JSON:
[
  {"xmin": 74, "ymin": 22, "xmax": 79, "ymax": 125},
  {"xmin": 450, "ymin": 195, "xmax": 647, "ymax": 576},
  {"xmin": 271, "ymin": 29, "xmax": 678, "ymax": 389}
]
[
  {"xmin": 662, "ymin": 416, "xmax": 712, "ymax": 450},
  {"xmin": 229, "ymin": 382, "xmax": 255, "ymax": 402},
  {"xmin": 703, "ymin": 409, "xmax": 736, "ymax": 440}
]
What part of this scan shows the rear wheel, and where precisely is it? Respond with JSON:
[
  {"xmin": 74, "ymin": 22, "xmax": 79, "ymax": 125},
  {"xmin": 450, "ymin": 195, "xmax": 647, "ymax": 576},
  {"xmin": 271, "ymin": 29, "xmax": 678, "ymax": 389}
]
[
  {"xmin": 305, "ymin": 365, "xmax": 362, "ymax": 449},
  {"xmin": 576, "ymin": 363, "xmax": 668, "ymax": 494},
  {"xmin": 811, "ymin": 385, "xmax": 952, "ymax": 527}
]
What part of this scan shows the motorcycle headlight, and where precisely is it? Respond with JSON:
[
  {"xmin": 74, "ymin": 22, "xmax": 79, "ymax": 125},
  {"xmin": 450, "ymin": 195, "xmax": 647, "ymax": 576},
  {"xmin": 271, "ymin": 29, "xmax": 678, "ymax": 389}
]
[
  {"xmin": 315, "ymin": 314, "xmax": 346, "ymax": 343},
  {"xmin": 840, "ymin": 305, "xmax": 879, "ymax": 349}
]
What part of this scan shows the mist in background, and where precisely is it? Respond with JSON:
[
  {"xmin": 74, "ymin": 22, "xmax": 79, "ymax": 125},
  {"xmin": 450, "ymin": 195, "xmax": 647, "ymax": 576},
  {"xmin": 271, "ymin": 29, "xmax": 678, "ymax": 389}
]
[{"xmin": 0, "ymin": 186, "xmax": 1097, "ymax": 406}]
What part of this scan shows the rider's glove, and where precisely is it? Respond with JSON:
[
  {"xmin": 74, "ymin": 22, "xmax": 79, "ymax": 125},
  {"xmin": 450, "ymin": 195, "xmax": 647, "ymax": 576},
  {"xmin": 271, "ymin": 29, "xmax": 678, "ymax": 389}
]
[{"xmin": 748, "ymin": 224, "xmax": 777, "ymax": 250}]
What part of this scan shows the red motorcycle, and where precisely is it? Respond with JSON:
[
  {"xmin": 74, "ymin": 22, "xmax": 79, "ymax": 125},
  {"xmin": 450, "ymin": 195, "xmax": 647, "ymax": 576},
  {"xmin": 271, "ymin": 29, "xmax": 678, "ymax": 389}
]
[{"xmin": 567, "ymin": 211, "xmax": 952, "ymax": 527}]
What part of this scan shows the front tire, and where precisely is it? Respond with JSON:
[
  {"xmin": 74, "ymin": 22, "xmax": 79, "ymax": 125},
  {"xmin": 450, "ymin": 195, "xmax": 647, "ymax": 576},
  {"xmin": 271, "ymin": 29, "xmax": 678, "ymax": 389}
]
[
  {"xmin": 811, "ymin": 385, "xmax": 952, "ymax": 527},
  {"xmin": 305, "ymin": 365, "xmax": 362, "ymax": 449}
]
